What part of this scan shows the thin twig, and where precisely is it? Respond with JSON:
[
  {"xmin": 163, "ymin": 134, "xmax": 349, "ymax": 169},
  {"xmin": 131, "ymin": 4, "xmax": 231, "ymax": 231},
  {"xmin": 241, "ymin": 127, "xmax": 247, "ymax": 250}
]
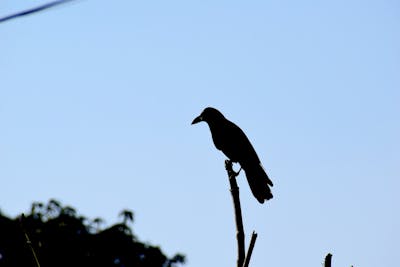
[
  {"xmin": 19, "ymin": 214, "xmax": 41, "ymax": 267},
  {"xmin": 0, "ymin": 0, "xmax": 76, "ymax": 23},
  {"xmin": 242, "ymin": 231, "xmax": 258, "ymax": 267},
  {"xmin": 225, "ymin": 160, "xmax": 245, "ymax": 267}
]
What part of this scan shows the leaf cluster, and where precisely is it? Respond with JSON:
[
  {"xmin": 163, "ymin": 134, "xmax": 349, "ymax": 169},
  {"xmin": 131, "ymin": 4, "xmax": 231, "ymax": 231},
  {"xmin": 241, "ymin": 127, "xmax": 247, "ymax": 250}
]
[{"xmin": 0, "ymin": 199, "xmax": 185, "ymax": 267}]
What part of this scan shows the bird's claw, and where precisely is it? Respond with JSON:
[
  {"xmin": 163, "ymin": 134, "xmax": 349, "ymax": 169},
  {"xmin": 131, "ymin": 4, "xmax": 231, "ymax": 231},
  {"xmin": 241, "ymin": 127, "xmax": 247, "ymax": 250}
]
[{"xmin": 234, "ymin": 167, "xmax": 242, "ymax": 176}]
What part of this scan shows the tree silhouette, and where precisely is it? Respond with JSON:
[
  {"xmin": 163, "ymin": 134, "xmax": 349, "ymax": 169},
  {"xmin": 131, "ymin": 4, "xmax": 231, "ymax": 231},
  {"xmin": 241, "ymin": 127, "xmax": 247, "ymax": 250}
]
[
  {"xmin": 0, "ymin": 200, "xmax": 185, "ymax": 267},
  {"xmin": 91, "ymin": 217, "xmax": 105, "ymax": 233},
  {"xmin": 119, "ymin": 209, "xmax": 134, "ymax": 225}
]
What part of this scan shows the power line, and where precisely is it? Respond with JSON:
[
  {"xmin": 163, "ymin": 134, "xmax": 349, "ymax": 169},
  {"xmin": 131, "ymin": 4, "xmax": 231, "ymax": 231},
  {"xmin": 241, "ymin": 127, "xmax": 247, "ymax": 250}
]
[{"xmin": 0, "ymin": 0, "xmax": 77, "ymax": 24}]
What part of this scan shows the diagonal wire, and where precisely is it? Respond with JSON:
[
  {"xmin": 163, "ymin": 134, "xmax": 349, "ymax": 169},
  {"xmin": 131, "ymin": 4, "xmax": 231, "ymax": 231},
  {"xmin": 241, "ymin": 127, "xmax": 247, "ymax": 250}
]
[{"xmin": 0, "ymin": 0, "xmax": 77, "ymax": 24}]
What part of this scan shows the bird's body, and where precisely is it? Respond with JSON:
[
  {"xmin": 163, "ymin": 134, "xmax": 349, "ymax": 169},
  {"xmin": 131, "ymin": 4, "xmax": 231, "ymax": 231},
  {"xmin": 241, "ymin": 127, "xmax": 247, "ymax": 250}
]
[{"xmin": 192, "ymin": 107, "xmax": 273, "ymax": 203}]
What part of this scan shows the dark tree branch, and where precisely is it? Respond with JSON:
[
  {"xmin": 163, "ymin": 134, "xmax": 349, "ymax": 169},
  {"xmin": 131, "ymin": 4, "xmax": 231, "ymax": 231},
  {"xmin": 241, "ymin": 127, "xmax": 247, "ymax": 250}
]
[
  {"xmin": 0, "ymin": 0, "xmax": 76, "ymax": 24},
  {"xmin": 225, "ymin": 160, "xmax": 246, "ymax": 267},
  {"xmin": 242, "ymin": 231, "xmax": 258, "ymax": 267}
]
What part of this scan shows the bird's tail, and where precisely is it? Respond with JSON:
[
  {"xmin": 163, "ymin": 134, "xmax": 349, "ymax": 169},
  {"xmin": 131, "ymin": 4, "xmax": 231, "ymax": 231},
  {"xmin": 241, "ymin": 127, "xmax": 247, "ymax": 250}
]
[{"xmin": 243, "ymin": 163, "xmax": 273, "ymax": 204}]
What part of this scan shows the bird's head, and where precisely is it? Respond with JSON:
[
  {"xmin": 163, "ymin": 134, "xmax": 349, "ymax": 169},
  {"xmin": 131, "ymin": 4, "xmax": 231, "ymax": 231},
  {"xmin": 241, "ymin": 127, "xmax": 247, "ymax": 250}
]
[{"xmin": 191, "ymin": 107, "xmax": 225, "ymax": 125}]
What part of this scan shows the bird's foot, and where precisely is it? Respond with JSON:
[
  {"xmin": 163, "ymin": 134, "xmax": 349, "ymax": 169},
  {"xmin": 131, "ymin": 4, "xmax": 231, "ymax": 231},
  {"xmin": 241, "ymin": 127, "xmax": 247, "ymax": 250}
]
[
  {"xmin": 225, "ymin": 160, "xmax": 242, "ymax": 178},
  {"xmin": 235, "ymin": 167, "xmax": 242, "ymax": 176}
]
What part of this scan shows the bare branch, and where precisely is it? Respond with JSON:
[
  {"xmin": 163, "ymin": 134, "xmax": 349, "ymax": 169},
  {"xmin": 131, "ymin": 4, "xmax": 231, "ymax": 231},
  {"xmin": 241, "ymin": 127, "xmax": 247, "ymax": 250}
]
[
  {"xmin": 225, "ymin": 160, "xmax": 245, "ymax": 267},
  {"xmin": 242, "ymin": 231, "xmax": 258, "ymax": 267},
  {"xmin": 324, "ymin": 253, "xmax": 332, "ymax": 267}
]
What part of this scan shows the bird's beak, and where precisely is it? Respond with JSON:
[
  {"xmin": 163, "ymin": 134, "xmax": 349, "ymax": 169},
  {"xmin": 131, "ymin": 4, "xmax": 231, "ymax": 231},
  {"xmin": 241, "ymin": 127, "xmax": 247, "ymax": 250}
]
[{"xmin": 191, "ymin": 115, "xmax": 203, "ymax": 125}]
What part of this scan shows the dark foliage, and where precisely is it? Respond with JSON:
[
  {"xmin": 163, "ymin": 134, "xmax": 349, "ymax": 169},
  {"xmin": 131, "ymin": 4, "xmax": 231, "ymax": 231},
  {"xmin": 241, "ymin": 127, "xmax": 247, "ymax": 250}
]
[{"xmin": 0, "ymin": 199, "xmax": 185, "ymax": 267}]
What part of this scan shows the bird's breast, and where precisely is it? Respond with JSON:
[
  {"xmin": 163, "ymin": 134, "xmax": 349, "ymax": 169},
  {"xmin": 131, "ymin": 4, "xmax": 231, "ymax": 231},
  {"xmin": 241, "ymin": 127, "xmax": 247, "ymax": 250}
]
[{"xmin": 210, "ymin": 127, "xmax": 240, "ymax": 162}]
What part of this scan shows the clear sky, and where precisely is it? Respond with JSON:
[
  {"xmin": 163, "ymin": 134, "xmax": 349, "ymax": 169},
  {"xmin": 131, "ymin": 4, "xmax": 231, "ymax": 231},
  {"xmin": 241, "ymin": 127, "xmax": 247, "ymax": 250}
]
[{"xmin": 1, "ymin": 1, "xmax": 399, "ymax": 266}]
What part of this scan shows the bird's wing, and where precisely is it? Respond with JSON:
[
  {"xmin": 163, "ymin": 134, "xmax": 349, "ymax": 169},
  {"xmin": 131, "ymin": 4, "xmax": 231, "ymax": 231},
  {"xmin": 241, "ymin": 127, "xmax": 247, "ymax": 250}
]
[{"xmin": 228, "ymin": 121, "xmax": 261, "ymax": 165}]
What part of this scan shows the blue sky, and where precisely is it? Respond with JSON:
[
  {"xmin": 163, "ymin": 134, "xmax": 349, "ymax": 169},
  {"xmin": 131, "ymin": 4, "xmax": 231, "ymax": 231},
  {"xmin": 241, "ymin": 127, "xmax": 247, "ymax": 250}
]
[{"xmin": 1, "ymin": 1, "xmax": 399, "ymax": 266}]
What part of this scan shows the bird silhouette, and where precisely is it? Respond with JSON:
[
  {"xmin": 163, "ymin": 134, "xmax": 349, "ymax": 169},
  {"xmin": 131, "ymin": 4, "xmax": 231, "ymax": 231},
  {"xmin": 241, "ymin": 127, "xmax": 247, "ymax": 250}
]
[{"xmin": 192, "ymin": 107, "xmax": 273, "ymax": 203}]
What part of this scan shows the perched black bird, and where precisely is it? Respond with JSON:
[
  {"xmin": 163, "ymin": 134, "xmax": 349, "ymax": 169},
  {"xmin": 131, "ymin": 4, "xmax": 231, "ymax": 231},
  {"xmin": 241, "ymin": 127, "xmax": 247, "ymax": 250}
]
[{"xmin": 192, "ymin": 107, "xmax": 273, "ymax": 203}]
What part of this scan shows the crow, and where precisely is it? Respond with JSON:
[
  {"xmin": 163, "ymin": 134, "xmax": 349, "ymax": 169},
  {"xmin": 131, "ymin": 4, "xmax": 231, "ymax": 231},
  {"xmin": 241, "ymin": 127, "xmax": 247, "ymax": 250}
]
[{"xmin": 192, "ymin": 107, "xmax": 273, "ymax": 204}]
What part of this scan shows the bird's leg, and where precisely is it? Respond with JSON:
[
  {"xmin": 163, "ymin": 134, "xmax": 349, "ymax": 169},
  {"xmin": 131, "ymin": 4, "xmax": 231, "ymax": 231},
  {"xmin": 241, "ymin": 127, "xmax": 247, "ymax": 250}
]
[{"xmin": 225, "ymin": 160, "xmax": 242, "ymax": 178}]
